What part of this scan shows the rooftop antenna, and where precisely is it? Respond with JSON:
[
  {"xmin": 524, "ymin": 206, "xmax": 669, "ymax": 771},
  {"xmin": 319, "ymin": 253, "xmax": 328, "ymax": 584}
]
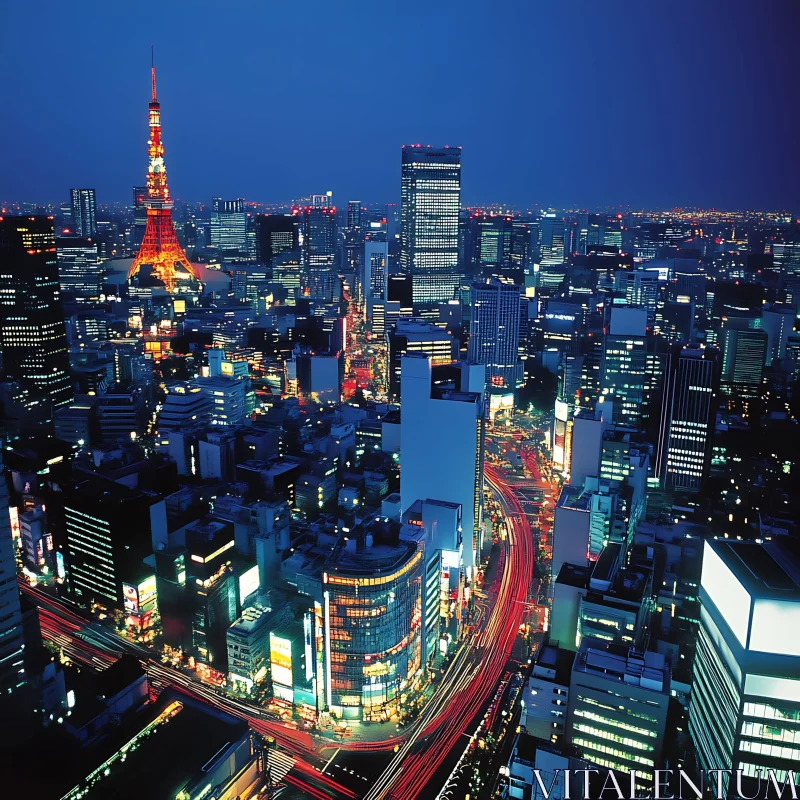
[{"xmin": 151, "ymin": 45, "xmax": 157, "ymax": 101}]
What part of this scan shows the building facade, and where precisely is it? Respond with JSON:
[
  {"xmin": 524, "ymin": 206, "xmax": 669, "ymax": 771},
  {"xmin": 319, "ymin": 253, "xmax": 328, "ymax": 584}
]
[
  {"xmin": 400, "ymin": 146, "xmax": 462, "ymax": 304},
  {"xmin": 0, "ymin": 216, "xmax": 73, "ymax": 409}
]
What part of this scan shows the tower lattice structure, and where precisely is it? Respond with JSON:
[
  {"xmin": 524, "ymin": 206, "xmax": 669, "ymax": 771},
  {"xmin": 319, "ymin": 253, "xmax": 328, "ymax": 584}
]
[{"xmin": 128, "ymin": 59, "xmax": 197, "ymax": 292}]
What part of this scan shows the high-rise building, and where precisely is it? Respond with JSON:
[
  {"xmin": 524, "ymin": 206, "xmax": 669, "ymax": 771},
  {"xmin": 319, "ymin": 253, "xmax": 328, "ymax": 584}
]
[
  {"xmin": 0, "ymin": 456, "xmax": 25, "ymax": 697},
  {"xmin": 346, "ymin": 200, "xmax": 362, "ymax": 231},
  {"xmin": 255, "ymin": 214, "xmax": 300, "ymax": 267},
  {"xmin": 468, "ymin": 278, "xmax": 522, "ymax": 398},
  {"xmin": 656, "ymin": 343, "xmax": 720, "ymax": 493},
  {"xmin": 400, "ymin": 145, "xmax": 462, "ymax": 304},
  {"xmin": 400, "ymin": 355, "xmax": 484, "ymax": 571},
  {"xmin": 567, "ymin": 640, "xmax": 670, "ymax": 787},
  {"xmin": 210, "ymin": 197, "xmax": 247, "ymax": 255},
  {"xmin": 601, "ymin": 307, "xmax": 648, "ymax": 427},
  {"xmin": 0, "ymin": 216, "xmax": 73, "ymax": 409},
  {"xmin": 69, "ymin": 188, "xmax": 97, "ymax": 237},
  {"xmin": 363, "ymin": 239, "xmax": 388, "ymax": 302},
  {"xmin": 301, "ymin": 206, "xmax": 337, "ymax": 268},
  {"xmin": 720, "ymin": 322, "xmax": 768, "ymax": 397},
  {"xmin": 538, "ymin": 213, "xmax": 567, "ymax": 291},
  {"xmin": 58, "ymin": 478, "xmax": 167, "ymax": 610},
  {"xmin": 56, "ymin": 236, "xmax": 103, "ymax": 300},
  {"xmin": 466, "ymin": 213, "xmax": 513, "ymax": 279},
  {"xmin": 388, "ymin": 319, "xmax": 457, "ymax": 400},
  {"xmin": 127, "ymin": 60, "xmax": 198, "ymax": 291},
  {"xmin": 690, "ymin": 538, "xmax": 800, "ymax": 792},
  {"xmin": 387, "ymin": 273, "xmax": 413, "ymax": 316}
]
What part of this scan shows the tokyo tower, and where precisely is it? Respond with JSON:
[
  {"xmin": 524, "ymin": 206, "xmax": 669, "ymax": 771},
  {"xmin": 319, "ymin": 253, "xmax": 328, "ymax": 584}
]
[{"xmin": 128, "ymin": 54, "xmax": 198, "ymax": 292}]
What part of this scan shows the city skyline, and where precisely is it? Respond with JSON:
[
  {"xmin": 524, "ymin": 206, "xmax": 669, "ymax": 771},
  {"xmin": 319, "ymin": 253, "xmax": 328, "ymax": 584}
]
[
  {"xmin": 2, "ymin": 4, "xmax": 800, "ymax": 799},
  {"xmin": 2, "ymin": 2, "xmax": 799, "ymax": 210}
]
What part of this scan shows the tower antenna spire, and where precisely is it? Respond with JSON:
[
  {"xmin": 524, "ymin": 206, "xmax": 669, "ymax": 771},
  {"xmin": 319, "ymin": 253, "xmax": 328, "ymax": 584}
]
[{"xmin": 151, "ymin": 45, "xmax": 157, "ymax": 101}]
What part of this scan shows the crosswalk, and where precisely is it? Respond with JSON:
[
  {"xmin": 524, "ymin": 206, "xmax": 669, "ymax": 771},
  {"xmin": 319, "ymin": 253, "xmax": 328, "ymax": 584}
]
[{"xmin": 265, "ymin": 749, "xmax": 296, "ymax": 786}]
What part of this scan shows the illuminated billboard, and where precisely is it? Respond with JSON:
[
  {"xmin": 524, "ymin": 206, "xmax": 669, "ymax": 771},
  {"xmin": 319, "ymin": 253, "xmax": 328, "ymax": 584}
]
[
  {"xmin": 270, "ymin": 633, "xmax": 293, "ymax": 688},
  {"xmin": 123, "ymin": 583, "xmax": 139, "ymax": 615},
  {"xmin": 238, "ymin": 565, "xmax": 260, "ymax": 604},
  {"xmin": 138, "ymin": 575, "xmax": 157, "ymax": 606},
  {"xmin": 701, "ymin": 540, "xmax": 751, "ymax": 647}
]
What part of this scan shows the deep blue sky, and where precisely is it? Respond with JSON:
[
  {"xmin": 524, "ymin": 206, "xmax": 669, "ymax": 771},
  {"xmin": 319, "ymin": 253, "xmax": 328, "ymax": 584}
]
[{"xmin": 2, "ymin": 1, "xmax": 798, "ymax": 210}]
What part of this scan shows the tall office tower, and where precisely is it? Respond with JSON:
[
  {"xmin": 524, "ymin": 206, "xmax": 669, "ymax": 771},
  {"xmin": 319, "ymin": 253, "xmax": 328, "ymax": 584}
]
[
  {"xmin": 400, "ymin": 145, "xmax": 462, "ymax": 304},
  {"xmin": 210, "ymin": 197, "xmax": 247, "ymax": 255},
  {"xmin": 656, "ymin": 343, "xmax": 719, "ymax": 493},
  {"xmin": 56, "ymin": 236, "xmax": 103, "ymax": 300},
  {"xmin": 69, "ymin": 188, "xmax": 97, "ymax": 237},
  {"xmin": 387, "ymin": 273, "xmax": 413, "ymax": 316},
  {"xmin": 255, "ymin": 214, "xmax": 300, "ymax": 267},
  {"xmin": 622, "ymin": 270, "xmax": 662, "ymax": 328},
  {"xmin": 364, "ymin": 239, "xmax": 388, "ymax": 302},
  {"xmin": 466, "ymin": 213, "xmax": 513, "ymax": 279},
  {"xmin": 690, "ymin": 538, "xmax": 800, "ymax": 793},
  {"xmin": 510, "ymin": 220, "xmax": 532, "ymax": 273},
  {"xmin": 668, "ymin": 261, "xmax": 707, "ymax": 317},
  {"xmin": 388, "ymin": 319, "xmax": 457, "ymax": 399},
  {"xmin": 346, "ymin": 200, "xmax": 362, "ymax": 231},
  {"xmin": 0, "ymin": 456, "xmax": 25, "ymax": 697},
  {"xmin": 0, "ymin": 217, "xmax": 73, "ymax": 409},
  {"xmin": 720, "ymin": 322, "xmax": 768, "ymax": 398},
  {"xmin": 400, "ymin": 355, "xmax": 484, "ymax": 572},
  {"xmin": 538, "ymin": 212, "xmax": 567, "ymax": 290},
  {"xmin": 127, "ymin": 60, "xmax": 199, "ymax": 291},
  {"xmin": 601, "ymin": 307, "xmax": 648, "ymax": 428},
  {"xmin": 602, "ymin": 214, "xmax": 623, "ymax": 249},
  {"xmin": 468, "ymin": 278, "xmax": 522, "ymax": 398},
  {"xmin": 567, "ymin": 640, "xmax": 670, "ymax": 787},
  {"xmin": 760, "ymin": 303, "xmax": 796, "ymax": 365},
  {"xmin": 301, "ymin": 206, "xmax": 337, "ymax": 268}
]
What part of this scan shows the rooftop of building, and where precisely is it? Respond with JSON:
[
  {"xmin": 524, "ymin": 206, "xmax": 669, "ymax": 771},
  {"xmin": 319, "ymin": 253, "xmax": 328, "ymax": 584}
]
[
  {"xmin": 79, "ymin": 693, "xmax": 249, "ymax": 800},
  {"xmin": 557, "ymin": 483, "xmax": 592, "ymax": 512},
  {"xmin": 709, "ymin": 537, "xmax": 800, "ymax": 600},
  {"xmin": 555, "ymin": 562, "xmax": 592, "ymax": 589},
  {"xmin": 430, "ymin": 388, "xmax": 481, "ymax": 404},
  {"xmin": 394, "ymin": 318, "xmax": 454, "ymax": 338},
  {"xmin": 574, "ymin": 640, "xmax": 670, "ymax": 695},
  {"xmin": 229, "ymin": 605, "xmax": 270, "ymax": 635}
]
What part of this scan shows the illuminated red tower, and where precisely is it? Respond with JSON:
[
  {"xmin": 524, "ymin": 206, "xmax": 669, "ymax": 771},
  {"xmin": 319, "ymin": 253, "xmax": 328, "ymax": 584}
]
[{"xmin": 128, "ymin": 55, "xmax": 197, "ymax": 292}]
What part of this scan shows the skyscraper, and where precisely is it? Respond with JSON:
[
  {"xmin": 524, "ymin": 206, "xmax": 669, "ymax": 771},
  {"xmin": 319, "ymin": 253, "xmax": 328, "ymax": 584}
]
[
  {"xmin": 656, "ymin": 343, "xmax": 720, "ymax": 493},
  {"xmin": 69, "ymin": 188, "xmax": 97, "ymax": 237},
  {"xmin": 720, "ymin": 322, "xmax": 768, "ymax": 397},
  {"xmin": 400, "ymin": 355, "xmax": 484, "ymax": 572},
  {"xmin": 301, "ymin": 206, "xmax": 337, "ymax": 268},
  {"xmin": 538, "ymin": 212, "xmax": 567, "ymax": 290},
  {"xmin": 465, "ymin": 213, "xmax": 513, "ymax": 279},
  {"xmin": 601, "ymin": 307, "xmax": 648, "ymax": 427},
  {"xmin": 56, "ymin": 236, "xmax": 103, "ymax": 300},
  {"xmin": 363, "ymin": 239, "xmax": 388, "ymax": 302},
  {"xmin": 690, "ymin": 538, "xmax": 800, "ymax": 792},
  {"xmin": 468, "ymin": 278, "xmax": 522, "ymax": 398},
  {"xmin": 210, "ymin": 197, "xmax": 247, "ymax": 255},
  {"xmin": 346, "ymin": 200, "xmax": 362, "ymax": 231},
  {"xmin": 400, "ymin": 145, "xmax": 462, "ymax": 305},
  {"xmin": 0, "ymin": 216, "xmax": 73, "ymax": 409},
  {"xmin": 255, "ymin": 214, "xmax": 300, "ymax": 267}
]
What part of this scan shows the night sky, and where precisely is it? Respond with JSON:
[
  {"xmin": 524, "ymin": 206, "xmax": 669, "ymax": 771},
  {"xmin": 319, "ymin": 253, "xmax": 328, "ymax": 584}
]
[{"xmin": 2, "ymin": 1, "xmax": 798, "ymax": 210}]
